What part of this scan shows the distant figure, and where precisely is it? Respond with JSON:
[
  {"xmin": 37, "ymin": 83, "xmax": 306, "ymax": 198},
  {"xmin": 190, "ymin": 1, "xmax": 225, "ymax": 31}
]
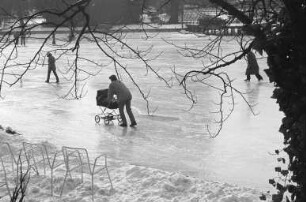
[
  {"xmin": 13, "ymin": 32, "xmax": 19, "ymax": 45},
  {"xmin": 20, "ymin": 31, "xmax": 26, "ymax": 46},
  {"xmin": 52, "ymin": 33, "xmax": 56, "ymax": 45},
  {"xmin": 20, "ymin": 19, "xmax": 26, "ymax": 46},
  {"xmin": 45, "ymin": 52, "xmax": 59, "ymax": 83},
  {"xmin": 68, "ymin": 25, "xmax": 75, "ymax": 42},
  {"xmin": 108, "ymin": 75, "xmax": 137, "ymax": 127},
  {"xmin": 245, "ymin": 50, "xmax": 263, "ymax": 81},
  {"xmin": 68, "ymin": 30, "xmax": 75, "ymax": 42}
]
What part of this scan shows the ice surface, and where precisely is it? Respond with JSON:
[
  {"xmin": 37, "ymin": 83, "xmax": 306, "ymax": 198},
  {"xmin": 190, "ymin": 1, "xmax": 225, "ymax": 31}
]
[{"xmin": 0, "ymin": 32, "xmax": 284, "ymax": 190}]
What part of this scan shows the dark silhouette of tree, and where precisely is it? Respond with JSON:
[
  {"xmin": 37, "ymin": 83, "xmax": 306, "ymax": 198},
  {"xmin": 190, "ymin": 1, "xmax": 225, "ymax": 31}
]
[
  {"xmin": 0, "ymin": 0, "xmax": 30, "ymax": 17},
  {"xmin": 31, "ymin": 0, "xmax": 85, "ymax": 27},
  {"xmin": 89, "ymin": 0, "xmax": 144, "ymax": 25},
  {"xmin": 168, "ymin": 0, "xmax": 181, "ymax": 23}
]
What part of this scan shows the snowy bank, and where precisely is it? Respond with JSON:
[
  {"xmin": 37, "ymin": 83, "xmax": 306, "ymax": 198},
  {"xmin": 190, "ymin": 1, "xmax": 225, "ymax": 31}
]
[{"xmin": 0, "ymin": 126, "xmax": 269, "ymax": 202}]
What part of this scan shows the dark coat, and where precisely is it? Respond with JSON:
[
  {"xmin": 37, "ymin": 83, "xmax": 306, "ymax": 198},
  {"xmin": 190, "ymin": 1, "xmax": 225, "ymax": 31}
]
[
  {"xmin": 108, "ymin": 80, "xmax": 132, "ymax": 103},
  {"xmin": 48, "ymin": 55, "xmax": 56, "ymax": 70},
  {"xmin": 245, "ymin": 51, "xmax": 259, "ymax": 75}
]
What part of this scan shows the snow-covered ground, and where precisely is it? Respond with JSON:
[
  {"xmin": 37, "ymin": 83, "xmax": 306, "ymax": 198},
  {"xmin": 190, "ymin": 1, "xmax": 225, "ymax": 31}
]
[
  {"xmin": 1, "ymin": 31, "xmax": 284, "ymax": 201},
  {"xmin": 1, "ymin": 129, "xmax": 268, "ymax": 201}
]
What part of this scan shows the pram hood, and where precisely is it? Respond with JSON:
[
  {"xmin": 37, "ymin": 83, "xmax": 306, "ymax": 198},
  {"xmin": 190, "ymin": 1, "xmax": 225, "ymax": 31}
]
[{"xmin": 96, "ymin": 89, "xmax": 118, "ymax": 109}]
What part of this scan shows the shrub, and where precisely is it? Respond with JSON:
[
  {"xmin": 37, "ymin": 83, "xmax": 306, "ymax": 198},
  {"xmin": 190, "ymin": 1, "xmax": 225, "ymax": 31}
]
[{"xmin": 198, "ymin": 15, "xmax": 227, "ymax": 29}]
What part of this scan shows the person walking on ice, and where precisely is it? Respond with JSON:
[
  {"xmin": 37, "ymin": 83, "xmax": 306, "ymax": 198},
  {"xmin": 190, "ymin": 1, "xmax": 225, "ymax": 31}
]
[
  {"xmin": 108, "ymin": 75, "xmax": 137, "ymax": 127},
  {"xmin": 245, "ymin": 50, "xmax": 263, "ymax": 81},
  {"xmin": 45, "ymin": 52, "xmax": 59, "ymax": 83}
]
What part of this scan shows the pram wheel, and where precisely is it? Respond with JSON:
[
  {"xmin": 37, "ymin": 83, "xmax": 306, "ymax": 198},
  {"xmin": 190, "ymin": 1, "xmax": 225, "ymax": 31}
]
[
  {"xmin": 95, "ymin": 115, "xmax": 101, "ymax": 123},
  {"xmin": 104, "ymin": 118, "xmax": 110, "ymax": 125}
]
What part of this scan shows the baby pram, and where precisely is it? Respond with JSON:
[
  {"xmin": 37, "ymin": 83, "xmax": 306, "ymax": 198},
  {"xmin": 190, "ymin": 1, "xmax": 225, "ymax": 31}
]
[{"xmin": 95, "ymin": 89, "xmax": 122, "ymax": 125}]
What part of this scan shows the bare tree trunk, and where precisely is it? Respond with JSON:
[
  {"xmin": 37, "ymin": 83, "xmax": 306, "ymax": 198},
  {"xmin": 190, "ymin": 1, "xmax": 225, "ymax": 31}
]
[{"xmin": 169, "ymin": 0, "xmax": 181, "ymax": 23}]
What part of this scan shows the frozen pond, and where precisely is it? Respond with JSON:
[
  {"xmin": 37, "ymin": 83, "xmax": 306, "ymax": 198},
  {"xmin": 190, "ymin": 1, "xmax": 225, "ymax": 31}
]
[{"xmin": 0, "ymin": 32, "xmax": 283, "ymax": 190}]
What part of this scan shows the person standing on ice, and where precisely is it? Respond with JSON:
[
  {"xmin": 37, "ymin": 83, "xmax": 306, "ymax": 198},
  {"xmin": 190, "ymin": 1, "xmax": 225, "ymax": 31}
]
[
  {"xmin": 45, "ymin": 52, "xmax": 59, "ymax": 83},
  {"xmin": 244, "ymin": 50, "xmax": 263, "ymax": 81},
  {"xmin": 108, "ymin": 75, "xmax": 137, "ymax": 127}
]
